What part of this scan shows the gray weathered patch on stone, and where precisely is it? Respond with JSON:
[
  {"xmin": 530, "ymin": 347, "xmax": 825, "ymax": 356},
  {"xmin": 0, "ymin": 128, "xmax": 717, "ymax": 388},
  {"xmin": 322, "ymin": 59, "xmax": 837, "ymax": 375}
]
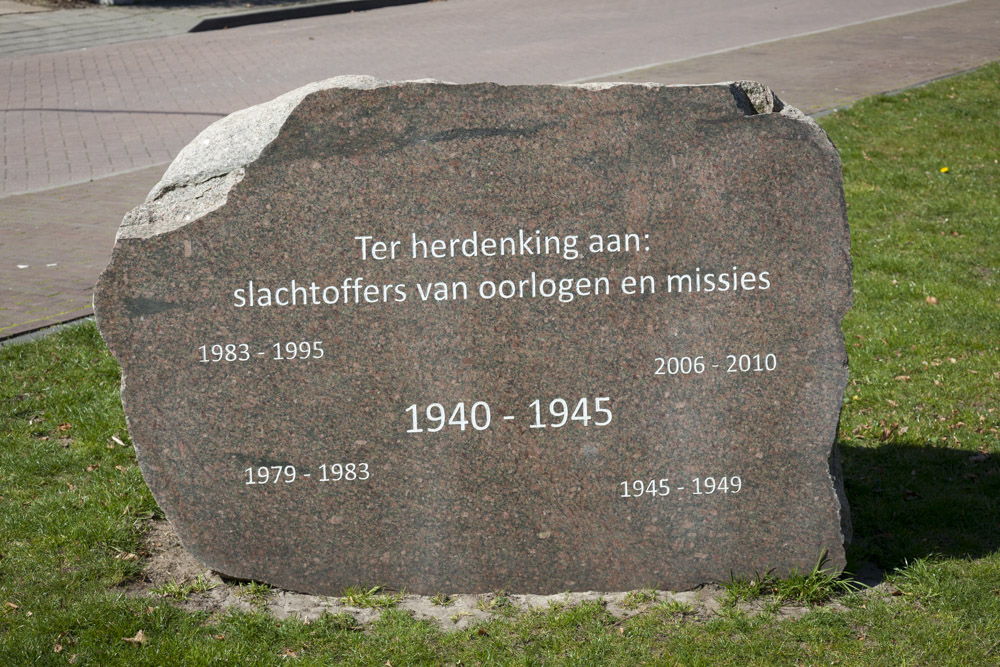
[
  {"xmin": 735, "ymin": 80, "xmax": 777, "ymax": 114},
  {"xmin": 120, "ymin": 75, "xmax": 393, "ymax": 240},
  {"xmin": 96, "ymin": 77, "xmax": 851, "ymax": 596}
]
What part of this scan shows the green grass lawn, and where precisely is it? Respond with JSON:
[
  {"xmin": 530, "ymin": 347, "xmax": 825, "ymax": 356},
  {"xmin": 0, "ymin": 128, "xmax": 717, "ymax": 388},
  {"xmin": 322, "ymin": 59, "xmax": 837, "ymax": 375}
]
[{"xmin": 2, "ymin": 63, "xmax": 998, "ymax": 664}]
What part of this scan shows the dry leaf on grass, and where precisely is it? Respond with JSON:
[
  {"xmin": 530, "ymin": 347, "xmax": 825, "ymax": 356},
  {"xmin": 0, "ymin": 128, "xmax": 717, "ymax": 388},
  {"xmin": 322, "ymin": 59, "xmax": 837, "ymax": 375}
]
[{"xmin": 123, "ymin": 629, "xmax": 146, "ymax": 645}]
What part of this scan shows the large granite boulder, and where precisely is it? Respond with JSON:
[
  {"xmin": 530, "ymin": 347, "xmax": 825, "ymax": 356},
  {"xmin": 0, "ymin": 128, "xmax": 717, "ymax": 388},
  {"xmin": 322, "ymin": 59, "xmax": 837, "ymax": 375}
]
[{"xmin": 95, "ymin": 76, "xmax": 851, "ymax": 595}]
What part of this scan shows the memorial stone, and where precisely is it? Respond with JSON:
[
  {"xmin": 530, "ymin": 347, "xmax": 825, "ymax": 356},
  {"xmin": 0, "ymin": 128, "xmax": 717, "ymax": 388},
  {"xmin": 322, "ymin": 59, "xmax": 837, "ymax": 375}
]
[{"xmin": 94, "ymin": 75, "xmax": 852, "ymax": 595}]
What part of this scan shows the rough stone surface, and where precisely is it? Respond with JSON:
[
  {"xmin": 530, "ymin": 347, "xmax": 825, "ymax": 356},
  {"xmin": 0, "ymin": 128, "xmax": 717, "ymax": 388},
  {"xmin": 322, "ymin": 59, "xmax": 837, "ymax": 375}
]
[{"xmin": 95, "ymin": 77, "xmax": 851, "ymax": 596}]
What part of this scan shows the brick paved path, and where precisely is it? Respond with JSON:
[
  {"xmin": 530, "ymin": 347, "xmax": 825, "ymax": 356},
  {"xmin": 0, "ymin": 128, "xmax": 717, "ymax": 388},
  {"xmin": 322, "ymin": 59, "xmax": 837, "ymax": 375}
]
[
  {"xmin": 591, "ymin": 0, "xmax": 999, "ymax": 115},
  {"xmin": 1, "ymin": 0, "xmax": 998, "ymax": 338},
  {"xmin": 0, "ymin": 0, "xmax": 360, "ymax": 59},
  {"xmin": 0, "ymin": 0, "xmax": 962, "ymax": 197},
  {"xmin": 1, "ymin": 165, "xmax": 161, "ymax": 337}
]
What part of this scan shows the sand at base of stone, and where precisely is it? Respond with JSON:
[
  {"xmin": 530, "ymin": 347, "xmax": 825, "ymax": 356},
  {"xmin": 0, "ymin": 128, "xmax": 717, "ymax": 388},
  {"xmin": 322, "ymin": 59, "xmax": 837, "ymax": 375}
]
[{"xmin": 124, "ymin": 521, "xmax": 880, "ymax": 630}]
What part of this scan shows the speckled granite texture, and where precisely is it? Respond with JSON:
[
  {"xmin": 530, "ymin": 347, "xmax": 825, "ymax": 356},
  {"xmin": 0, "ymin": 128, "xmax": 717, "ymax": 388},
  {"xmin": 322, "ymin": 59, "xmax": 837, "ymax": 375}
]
[{"xmin": 94, "ymin": 77, "xmax": 852, "ymax": 595}]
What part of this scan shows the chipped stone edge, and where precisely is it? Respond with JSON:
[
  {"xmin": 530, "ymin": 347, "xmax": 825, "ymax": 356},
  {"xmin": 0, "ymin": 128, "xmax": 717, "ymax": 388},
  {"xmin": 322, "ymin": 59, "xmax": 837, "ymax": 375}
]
[
  {"xmin": 115, "ymin": 77, "xmax": 812, "ymax": 241},
  {"xmin": 116, "ymin": 74, "xmax": 393, "ymax": 241}
]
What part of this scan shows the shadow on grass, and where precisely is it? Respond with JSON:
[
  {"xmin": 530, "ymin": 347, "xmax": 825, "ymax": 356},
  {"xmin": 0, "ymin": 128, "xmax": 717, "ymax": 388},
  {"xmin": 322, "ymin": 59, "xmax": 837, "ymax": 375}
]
[{"xmin": 841, "ymin": 439, "xmax": 1000, "ymax": 572}]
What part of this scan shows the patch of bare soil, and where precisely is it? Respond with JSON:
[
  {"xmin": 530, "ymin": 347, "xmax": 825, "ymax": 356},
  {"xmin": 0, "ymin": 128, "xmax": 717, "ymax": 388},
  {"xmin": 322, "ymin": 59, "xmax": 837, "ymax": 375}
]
[{"xmin": 129, "ymin": 520, "xmax": 880, "ymax": 630}]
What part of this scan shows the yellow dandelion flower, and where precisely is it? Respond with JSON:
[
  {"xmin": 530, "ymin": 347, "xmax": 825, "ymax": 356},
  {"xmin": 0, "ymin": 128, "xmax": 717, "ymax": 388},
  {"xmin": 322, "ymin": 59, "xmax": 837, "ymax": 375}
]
[{"xmin": 939, "ymin": 166, "xmax": 949, "ymax": 173}]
